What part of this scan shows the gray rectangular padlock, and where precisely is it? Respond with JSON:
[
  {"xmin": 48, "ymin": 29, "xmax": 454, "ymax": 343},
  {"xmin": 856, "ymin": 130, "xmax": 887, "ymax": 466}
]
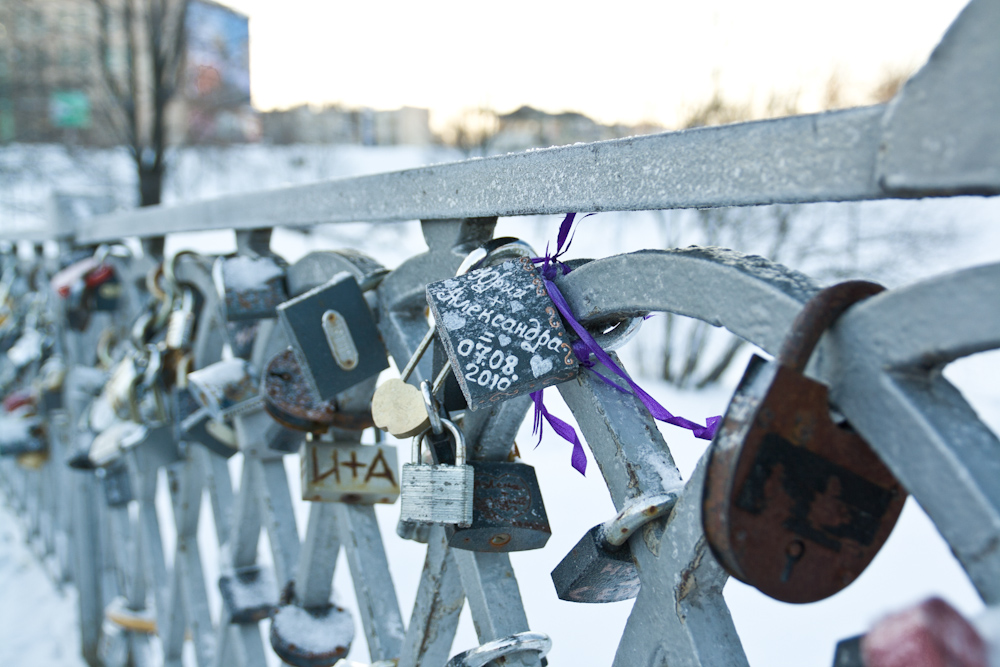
[
  {"xmin": 400, "ymin": 419, "xmax": 474, "ymax": 527},
  {"xmin": 277, "ymin": 272, "xmax": 389, "ymax": 402}
]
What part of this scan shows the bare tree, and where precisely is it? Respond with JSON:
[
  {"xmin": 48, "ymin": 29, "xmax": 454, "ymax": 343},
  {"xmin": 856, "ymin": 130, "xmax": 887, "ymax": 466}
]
[
  {"xmin": 653, "ymin": 73, "xmax": 953, "ymax": 389},
  {"xmin": 442, "ymin": 106, "xmax": 499, "ymax": 157},
  {"xmin": 93, "ymin": 0, "xmax": 188, "ymax": 206}
]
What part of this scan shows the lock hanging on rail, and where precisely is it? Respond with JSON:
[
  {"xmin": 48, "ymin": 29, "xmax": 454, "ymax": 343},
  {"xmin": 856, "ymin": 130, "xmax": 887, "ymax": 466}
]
[
  {"xmin": 400, "ymin": 418, "xmax": 474, "ymax": 527},
  {"xmin": 702, "ymin": 280, "xmax": 907, "ymax": 604},
  {"xmin": 277, "ymin": 272, "xmax": 389, "ymax": 402},
  {"xmin": 263, "ymin": 348, "xmax": 375, "ymax": 434},
  {"xmin": 551, "ymin": 493, "xmax": 678, "ymax": 603},
  {"xmin": 213, "ymin": 253, "xmax": 289, "ymax": 321},
  {"xmin": 187, "ymin": 357, "xmax": 262, "ymax": 422},
  {"xmin": 446, "ymin": 456, "xmax": 551, "ymax": 552},
  {"xmin": 426, "ymin": 255, "xmax": 578, "ymax": 412}
]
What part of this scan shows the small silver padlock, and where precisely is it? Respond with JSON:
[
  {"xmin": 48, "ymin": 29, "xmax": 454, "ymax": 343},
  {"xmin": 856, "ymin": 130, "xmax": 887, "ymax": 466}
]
[
  {"xmin": 400, "ymin": 419, "xmax": 474, "ymax": 527},
  {"xmin": 164, "ymin": 287, "xmax": 196, "ymax": 350}
]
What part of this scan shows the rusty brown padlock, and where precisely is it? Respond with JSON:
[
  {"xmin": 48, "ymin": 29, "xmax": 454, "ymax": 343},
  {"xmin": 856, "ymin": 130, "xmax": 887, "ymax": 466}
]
[
  {"xmin": 263, "ymin": 349, "xmax": 374, "ymax": 435},
  {"xmin": 703, "ymin": 280, "xmax": 907, "ymax": 604}
]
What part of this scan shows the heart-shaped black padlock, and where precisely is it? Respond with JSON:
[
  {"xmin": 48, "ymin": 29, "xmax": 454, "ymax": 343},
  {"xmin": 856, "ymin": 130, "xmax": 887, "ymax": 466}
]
[{"xmin": 703, "ymin": 280, "xmax": 907, "ymax": 604}]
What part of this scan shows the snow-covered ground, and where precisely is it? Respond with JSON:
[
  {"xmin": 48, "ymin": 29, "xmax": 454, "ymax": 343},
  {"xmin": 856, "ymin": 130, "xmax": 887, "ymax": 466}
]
[{"xmin": 1, "ymin": 144, "xmax": 999, "ymax": 666}]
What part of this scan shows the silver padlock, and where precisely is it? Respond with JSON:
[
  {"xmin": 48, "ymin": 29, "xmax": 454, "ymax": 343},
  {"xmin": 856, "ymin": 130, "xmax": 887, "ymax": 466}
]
[
  {"xmin": 550, "ymin": 492, "xmax": 678, "ymax": 603},
  {"xmin": 400, "ymin": 419, "xmax": 474, "ymax": 527},
  {"xmin": 187, "ymin": 358, "xmax": 262, "ymax": 421},
  {"xmin": 447, "ymin": 631, "xmax": 552, "ymax": 667},
  {"xmin": 164, "ymin": 287, "xmax": 196, "ymax": 350}
]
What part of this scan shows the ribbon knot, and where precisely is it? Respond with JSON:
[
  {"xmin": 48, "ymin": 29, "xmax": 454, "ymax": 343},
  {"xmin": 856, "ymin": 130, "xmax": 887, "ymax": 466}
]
[{"xmin": 530, "ymin": 213, "xmax": 721, "ymax": 476}]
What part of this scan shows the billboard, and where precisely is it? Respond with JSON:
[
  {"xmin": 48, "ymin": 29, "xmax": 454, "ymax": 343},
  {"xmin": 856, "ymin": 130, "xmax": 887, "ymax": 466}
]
[{"xmin": 184, "ymin": 0, "xmax": 254, "ymax": 141}]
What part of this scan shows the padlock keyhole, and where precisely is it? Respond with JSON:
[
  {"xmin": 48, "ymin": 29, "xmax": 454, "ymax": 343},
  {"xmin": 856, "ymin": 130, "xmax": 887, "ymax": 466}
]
[{"xmin": 780, "ymin": 540, "xmax": 806, "ymax": 583}]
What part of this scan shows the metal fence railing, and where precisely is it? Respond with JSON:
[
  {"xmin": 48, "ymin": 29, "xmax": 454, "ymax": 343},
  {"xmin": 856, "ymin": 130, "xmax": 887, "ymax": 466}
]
[{"xmin": 0, "ymin": 2, "xmax": 998, "ymax": 666}]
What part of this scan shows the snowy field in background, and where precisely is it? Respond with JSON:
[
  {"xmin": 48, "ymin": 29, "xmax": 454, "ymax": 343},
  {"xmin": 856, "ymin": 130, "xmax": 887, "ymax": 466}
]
[{"xmin": 1, "ymin": 144, "xmax": 999, "ymax": 666}]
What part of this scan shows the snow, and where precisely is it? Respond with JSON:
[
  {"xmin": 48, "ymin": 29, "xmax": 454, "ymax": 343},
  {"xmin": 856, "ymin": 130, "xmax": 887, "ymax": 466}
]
[
  {"xmin": 2, "ymin": 144, "xmax": 999, "ymax": 667},
  {"xmin": 218, "ymin": 255, "xmax": 285, "ymax": 290},
  {"xmin": 270, "ymin": 604, "xmax": 354, "ymax": 656},
  {"xmin": 0, "ymin": 498, "xmax": 84, "ymax": 667}
]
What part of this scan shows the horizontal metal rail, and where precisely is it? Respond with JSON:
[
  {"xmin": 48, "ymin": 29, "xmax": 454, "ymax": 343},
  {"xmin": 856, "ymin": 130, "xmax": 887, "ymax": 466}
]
[{"xmin": 76, "ymin": 106, "xmax": 889, "ymax": 242}]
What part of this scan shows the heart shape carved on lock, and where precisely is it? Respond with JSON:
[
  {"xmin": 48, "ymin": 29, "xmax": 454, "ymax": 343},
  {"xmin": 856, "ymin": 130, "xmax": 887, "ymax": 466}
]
[
  {"xmin": 371, "ymin": 378, "xmax": 430, "ymax": 438},
  {"xmin": 529, "ymin": 355, "xmax": 554, "ymax": 378}
]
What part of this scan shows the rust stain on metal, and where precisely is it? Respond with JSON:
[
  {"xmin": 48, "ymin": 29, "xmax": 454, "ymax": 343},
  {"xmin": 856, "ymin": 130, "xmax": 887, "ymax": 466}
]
[
  {"xmin": 263, "ymin": 349, "xmax": 337, "ymax": 432},
  {"xmin": 676, "ymin": 536, "xmax": 707, "ymax": 612}
]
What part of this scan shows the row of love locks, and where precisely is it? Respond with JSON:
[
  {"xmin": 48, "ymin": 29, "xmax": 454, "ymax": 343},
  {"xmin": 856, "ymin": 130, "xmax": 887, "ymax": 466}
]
[{"xmin": 0, "ymin": 215, "xmax": 998, "ymax": 667}]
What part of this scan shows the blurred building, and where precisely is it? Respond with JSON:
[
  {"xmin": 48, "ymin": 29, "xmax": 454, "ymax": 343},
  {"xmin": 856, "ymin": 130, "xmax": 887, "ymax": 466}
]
[
  {"xmin": 0, "ymin": 0, "xmax": 255, "ymax": 146},
  {"xmin": 0, "ymin": 0, "xmax": 106, "ymax": 144},
  {"xmin": 491, "ymin": 105, "xmax": 661, "ymax": 153},
  {"xmin": 260, "ymin": 105, "xmax": 433, "ymax": 146}
]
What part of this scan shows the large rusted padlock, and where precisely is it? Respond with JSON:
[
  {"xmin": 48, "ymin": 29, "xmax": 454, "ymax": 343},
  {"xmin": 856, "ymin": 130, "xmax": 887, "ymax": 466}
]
[{"xmin": 703, "ymin": 280, "xmax": 906, "ymax": 604}]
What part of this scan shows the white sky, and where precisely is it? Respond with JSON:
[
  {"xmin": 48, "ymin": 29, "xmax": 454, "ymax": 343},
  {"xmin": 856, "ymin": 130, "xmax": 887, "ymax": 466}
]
[{"xmin": 218, "ymin": 0, "xmax": 969, "ymax": 132}]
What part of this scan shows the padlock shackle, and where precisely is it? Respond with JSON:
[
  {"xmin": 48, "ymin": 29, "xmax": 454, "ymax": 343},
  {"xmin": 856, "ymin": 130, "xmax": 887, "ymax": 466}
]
[
  {"xmin": 446, "ymin": 631, "xmax": 551, "ymax": 667},
  {"xmin": 600, "ymin": 492, "xmax": 679, "ymax": 547},
  {"xmin": 414, "ymin": 418, "xmax": 466, "ymax": 466},
  {"xmin": 778, "ymin": 280, "xmax": 885, "ymax": 373}
]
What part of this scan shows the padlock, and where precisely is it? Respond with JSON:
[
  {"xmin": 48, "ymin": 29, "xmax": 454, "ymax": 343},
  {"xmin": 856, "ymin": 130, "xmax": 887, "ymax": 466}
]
[
  {"xmin": 426, "ymin": 255, "xmax": 578, "ymax": 411},
  {"xmin": 187, "ymin": 358, "xmax": 262, "ymax": 421},
  {"xmin": 89, "ymin": 420, "xmax": 145, "ymax": 468},
  {"xmin": 0, "ymin": 412, "xmax": 45, "ymax": 457},
  {"xmin": 135, "ymin": 345, "xmax": 170, "ymax": 426},
  {"xmin": 550, "ymin": 493, "xmax": 678, "ymax": 603},
  {"xmin": 213, "ymin": 253, "xmax": 289, "ymax": 321},
  {"xmin": 285, "ymin": 249, "xmax": 389, "ymax": 297},
  {"xmin": 371, "ymin": 326, "xmax": 437, "ymax": 439},
  {"xmin": 270, "ymin": 603, "xmax": 355, "ymax": 667},
  {"xmin": 84, "ymin": 262, "xmax": 122, "ymax": 312},
  {"xmin": 400, "ymin": 418, "xmax": 474, "ymax": 527},
  {"xmin": 164, "ymin": 288, "xmax": 196, "ymax": 351},
  {"xmin": 447, "ymin": 631, "xmax": 552, "ymax": 667},
  {"xmin": 703, "ymin": 280, "xmax": 907, "ymax": 604},
  {"xmin": 219, "ymin": 565, "xmax": 279, "ymax": 623},
  {"xmin": 51, "ymin": 255, "xmax": 100, "ymax": 331},
  {"xmin": 300, "ymin": 437, "xmax": 400, "ymax": 504},
  {"xmin": 6, "ymin": 327, "xmax": 44, "ymax": 371},
  {"xmin": 277, "ymin": 272, "xmax": 389, "ymax": 402},
  {"xmin": 227, "ymin": 320, "xmax": 260, "ymax": 360},
  {"xmin": 263, "ymin": 349, "xmax": 374, "ymax": 434},
  {"xmin": 101, "ymin": 463, "xmax": 134, "ymax": 507},
  {"xmin": 51, "ymin": 255, "xmax": 100, "ymax": 299},
  {"xmin": 172, "ymin": 387, "xmax": 239, "ymax": 458},
  {"xmin": 446, "ymin": 455, "xmax": 552, "ymax": 552},
  {"xmin": 102, "ymin": 355, "xmax": 141, "ymax": 423}
]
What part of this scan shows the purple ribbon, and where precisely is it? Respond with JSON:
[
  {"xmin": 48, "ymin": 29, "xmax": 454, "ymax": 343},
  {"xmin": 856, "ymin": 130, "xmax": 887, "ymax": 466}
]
[{"xmin": 529, "ymin": 213, "xmax": 722, "ymax": 476}]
